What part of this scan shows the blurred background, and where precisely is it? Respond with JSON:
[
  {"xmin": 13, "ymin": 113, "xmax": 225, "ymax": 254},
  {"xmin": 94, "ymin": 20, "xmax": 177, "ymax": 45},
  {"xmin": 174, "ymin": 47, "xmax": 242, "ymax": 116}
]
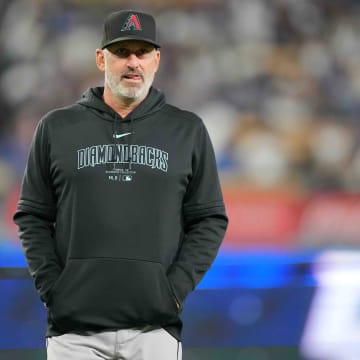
[{"xmin": 1, "ymin": 0, "xmax": 360, "ymax": 359}]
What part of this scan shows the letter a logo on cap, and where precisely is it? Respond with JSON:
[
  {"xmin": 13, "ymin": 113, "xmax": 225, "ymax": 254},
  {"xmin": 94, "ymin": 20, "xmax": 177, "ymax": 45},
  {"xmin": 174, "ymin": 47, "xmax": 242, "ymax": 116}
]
[{"xmin": 121, "ymin": 13, "xmax": 142, "ymax": 31}]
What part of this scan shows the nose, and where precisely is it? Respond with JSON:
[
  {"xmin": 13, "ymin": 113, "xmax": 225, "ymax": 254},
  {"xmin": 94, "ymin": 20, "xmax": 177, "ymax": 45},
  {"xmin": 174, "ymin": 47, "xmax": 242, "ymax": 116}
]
[{"xmin": 126, "ymin": 53, "xmax": 139, "ymax": 69}]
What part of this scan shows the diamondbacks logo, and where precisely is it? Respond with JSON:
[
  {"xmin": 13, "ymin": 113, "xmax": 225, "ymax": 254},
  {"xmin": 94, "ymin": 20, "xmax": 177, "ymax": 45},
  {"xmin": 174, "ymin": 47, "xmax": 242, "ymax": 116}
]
[
  {"xmin": 77, "ymin": 142, "xmax": 168, "ymax": 182},
  {"xmin": 121, "ymin": 14, "xmax": 142, "ymax": 32}
]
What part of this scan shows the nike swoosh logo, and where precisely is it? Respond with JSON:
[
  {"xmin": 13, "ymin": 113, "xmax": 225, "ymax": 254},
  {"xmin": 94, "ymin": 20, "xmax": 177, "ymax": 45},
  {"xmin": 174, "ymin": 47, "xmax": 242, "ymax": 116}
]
[{"xmin": 113, "ymin": 132, "xmax": 132, "ymax": 139}]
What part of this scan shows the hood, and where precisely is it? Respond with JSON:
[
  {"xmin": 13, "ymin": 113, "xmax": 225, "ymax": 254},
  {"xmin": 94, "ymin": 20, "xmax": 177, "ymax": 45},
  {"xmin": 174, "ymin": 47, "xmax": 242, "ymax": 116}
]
[{"xmin": 77, "ymin": 86, "xmax": 166, "ymax": 122}]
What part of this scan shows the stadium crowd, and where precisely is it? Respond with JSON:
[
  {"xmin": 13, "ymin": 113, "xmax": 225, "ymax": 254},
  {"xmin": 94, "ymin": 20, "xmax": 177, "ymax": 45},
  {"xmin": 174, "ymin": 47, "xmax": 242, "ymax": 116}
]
[{"xmin": 1, "ymin": 0, "xmax": 360, "ymax": 241}]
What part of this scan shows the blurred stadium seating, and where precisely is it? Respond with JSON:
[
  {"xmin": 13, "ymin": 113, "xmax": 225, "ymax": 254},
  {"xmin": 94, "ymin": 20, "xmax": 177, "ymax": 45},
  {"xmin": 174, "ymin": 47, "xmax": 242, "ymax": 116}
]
[{"xmin": 1, "ymin": 0, "xmax": 360, "ymax": 359}]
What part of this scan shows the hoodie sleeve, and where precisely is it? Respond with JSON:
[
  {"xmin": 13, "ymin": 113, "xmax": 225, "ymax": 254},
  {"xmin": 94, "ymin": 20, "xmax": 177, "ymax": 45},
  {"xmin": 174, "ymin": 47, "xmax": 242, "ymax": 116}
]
[
  {"xmin": 13, "ymin": 117, "xmax": 61, "ymax": 304},
  {"xmin": 167, "ymin": 120, "xmax": 228, "ymax": 308}
]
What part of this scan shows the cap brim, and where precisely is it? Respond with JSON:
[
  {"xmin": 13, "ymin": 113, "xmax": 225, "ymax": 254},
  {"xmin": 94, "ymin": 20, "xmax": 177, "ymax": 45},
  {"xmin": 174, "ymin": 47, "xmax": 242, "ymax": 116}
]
[{"xmin": 101, "ymin": 36, "xmax": 161, "ymax": 49}]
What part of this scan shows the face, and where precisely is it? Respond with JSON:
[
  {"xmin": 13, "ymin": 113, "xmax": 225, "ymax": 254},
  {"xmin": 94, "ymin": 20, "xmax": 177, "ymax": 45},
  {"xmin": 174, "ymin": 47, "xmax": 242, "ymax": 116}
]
[{"xmin": 96, "ymin": 40, "xmax": 160, "ymax": 101}]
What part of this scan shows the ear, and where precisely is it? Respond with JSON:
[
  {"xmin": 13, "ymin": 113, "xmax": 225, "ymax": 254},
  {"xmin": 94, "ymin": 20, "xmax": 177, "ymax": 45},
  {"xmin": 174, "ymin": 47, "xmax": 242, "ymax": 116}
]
[
  {"xmin": 95, "ymin": 49, "xmax": 105, "ymax": 72},
  {"xmin": 154, "ymin": 49, "xmax": 161, "ymax": 73}
]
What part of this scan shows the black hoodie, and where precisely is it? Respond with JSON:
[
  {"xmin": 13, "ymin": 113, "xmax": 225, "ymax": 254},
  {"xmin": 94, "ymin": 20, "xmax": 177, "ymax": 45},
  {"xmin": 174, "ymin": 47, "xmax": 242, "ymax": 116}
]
[{"xmin": 13, "ymin": 87, "xmax": 228, "ymax": 340}]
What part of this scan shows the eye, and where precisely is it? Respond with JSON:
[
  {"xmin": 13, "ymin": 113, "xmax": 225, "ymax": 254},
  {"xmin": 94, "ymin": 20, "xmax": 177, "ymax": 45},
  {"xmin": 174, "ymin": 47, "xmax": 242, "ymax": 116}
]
[
  {"xmin": 135, "ymin": 49, "xmax": 146, "ymax": 56},
  {"xmin": 135, "ymin": 48, "xmax": 153, "ymax": 57},
  {"xmin": 113, "ymin": 48, "xmax": 131, "ymax": 58}
]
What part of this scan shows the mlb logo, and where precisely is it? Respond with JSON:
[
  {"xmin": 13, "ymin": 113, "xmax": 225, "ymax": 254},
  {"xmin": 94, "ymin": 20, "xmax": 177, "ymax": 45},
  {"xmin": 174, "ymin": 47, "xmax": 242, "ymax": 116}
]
[{"xmin": 122, "ymin": 175, "xmax": 132, "ymax": 182}]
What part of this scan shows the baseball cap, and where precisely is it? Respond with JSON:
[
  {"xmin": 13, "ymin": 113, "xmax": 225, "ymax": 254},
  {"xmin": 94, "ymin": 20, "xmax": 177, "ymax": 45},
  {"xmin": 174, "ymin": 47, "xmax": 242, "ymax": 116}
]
[{"xmin": 101, "ymin": 10, "xmax": 161, "ymax": 49}]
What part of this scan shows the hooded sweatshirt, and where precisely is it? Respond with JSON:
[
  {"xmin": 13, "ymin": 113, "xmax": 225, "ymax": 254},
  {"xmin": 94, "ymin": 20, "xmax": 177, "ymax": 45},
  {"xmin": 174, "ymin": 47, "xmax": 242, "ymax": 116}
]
[{"xmin": 13, "ymin": 87, "xmax": 228, "ymax": 340}]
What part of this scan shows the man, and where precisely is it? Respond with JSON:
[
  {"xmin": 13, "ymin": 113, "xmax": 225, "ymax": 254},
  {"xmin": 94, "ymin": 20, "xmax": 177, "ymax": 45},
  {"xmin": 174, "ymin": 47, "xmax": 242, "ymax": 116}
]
[{"xmin": 14, "ymin": 9, "xmax": 228, "ymax": 360}]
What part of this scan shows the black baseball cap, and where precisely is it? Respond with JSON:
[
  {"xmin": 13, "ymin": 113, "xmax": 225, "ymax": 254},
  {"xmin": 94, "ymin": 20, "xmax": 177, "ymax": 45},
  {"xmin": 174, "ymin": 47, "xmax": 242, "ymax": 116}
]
[{"xmin": 101, "ymin": 10, "xmax": 161, "ymax": 49}]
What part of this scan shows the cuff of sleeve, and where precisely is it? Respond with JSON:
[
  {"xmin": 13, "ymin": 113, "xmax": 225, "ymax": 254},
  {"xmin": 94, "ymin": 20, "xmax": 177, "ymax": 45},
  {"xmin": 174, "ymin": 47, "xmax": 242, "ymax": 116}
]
[{"xmin": 36, "ymin": 272, "xmax": 61, "ymax": 305}]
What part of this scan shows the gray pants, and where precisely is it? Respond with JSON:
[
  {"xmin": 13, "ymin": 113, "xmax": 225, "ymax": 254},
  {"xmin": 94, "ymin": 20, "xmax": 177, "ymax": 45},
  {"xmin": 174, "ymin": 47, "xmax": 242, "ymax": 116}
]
[{"xmin": 47, "ymin": 326, "xmax": 182, "ymax": 360}]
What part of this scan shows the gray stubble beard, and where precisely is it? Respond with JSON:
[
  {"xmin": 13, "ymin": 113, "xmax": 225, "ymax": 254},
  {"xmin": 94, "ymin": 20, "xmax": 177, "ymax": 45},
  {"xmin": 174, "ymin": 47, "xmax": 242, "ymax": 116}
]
[{"xmin": 104, "ymin": 63, "xmax": 155, "ymax": 101}]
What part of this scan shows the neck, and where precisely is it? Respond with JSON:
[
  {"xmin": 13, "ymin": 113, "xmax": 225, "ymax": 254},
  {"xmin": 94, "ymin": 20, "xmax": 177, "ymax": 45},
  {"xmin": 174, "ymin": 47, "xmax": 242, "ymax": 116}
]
[{"xmin": 103, "ymin": 86, "xmax": 148, "ymax": 118}]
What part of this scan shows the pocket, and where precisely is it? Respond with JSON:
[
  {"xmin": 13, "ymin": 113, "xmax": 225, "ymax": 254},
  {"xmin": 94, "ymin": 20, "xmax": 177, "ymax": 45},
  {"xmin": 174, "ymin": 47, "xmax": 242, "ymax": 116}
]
[
  {"xmin": 49, "ymin": 258, "xmax": 178, "ymax": 331},
  {"xmin": 164, "ymin": 281, "xmax": 180, "ymax": 313}
]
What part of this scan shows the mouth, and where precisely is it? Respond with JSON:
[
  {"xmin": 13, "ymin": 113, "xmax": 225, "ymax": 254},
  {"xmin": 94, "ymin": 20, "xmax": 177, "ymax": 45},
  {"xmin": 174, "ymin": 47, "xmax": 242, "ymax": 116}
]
[{"xmin": 122, "ymin": 73, "xmax": 143, "ymax": 83}]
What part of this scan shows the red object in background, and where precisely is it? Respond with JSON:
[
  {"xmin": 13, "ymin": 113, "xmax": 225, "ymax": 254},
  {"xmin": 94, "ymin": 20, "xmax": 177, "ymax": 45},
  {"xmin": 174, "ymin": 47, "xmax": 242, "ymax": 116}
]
[
  {"xmin": 297, "ymin": 192, "xmax": 360, "ymax": 245},
  {"xmin": 222, "ymin": 186, "xmax": 360, "ymax": 249},
  {"xmin": 4, "ymin": 183, "xmax": 21, "ymax": 242},
  {"xmin": 222, "ymin": 186, "xmax": 305, "ymax": 248}
]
